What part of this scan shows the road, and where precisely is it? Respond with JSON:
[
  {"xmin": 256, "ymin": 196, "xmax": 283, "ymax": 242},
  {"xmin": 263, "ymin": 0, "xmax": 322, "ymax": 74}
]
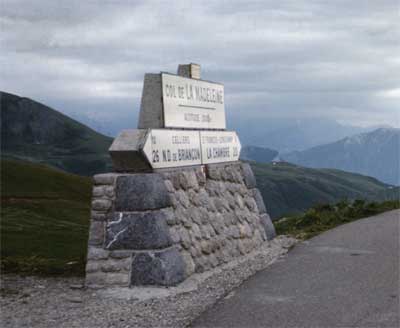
[{"xmin": 192, "ymin": 210, "xmax": 400, "ymax": 327}]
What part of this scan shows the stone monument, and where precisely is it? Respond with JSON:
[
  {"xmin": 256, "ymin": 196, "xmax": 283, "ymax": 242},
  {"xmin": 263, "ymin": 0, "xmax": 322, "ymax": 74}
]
[{"xmin": 85, "ymin": 63, "xmax": 276, "ymax": 288}]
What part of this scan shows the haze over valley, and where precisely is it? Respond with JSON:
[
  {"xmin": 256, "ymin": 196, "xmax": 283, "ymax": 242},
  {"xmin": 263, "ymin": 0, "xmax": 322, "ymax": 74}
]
[{"xmin": 2, "ymin": 91, "xmax": 398, "ymax": 219}]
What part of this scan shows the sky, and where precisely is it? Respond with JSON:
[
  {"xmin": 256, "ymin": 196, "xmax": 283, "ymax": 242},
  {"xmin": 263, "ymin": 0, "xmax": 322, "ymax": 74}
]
[{"xmin": 1, "ymin": 0, "xmax": 399, "ymax": 135}]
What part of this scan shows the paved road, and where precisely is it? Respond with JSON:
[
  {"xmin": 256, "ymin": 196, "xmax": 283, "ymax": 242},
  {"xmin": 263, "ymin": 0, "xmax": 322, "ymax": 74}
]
[{"xmin": 192, "ymin": 210, "xmax": 400, "ymax": 328}]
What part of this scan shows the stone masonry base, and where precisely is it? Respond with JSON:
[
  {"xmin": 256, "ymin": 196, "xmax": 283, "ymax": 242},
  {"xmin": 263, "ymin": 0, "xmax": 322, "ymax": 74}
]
[{"xmin": 85, "ymin": 162, "xmax": 276, "ymax": 288}]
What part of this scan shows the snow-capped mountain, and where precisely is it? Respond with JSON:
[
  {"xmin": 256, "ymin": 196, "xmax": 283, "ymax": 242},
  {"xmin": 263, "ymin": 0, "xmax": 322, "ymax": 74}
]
[{"xmin": 283, "ymin": 128, "xmax": 400, "ymax": 185}]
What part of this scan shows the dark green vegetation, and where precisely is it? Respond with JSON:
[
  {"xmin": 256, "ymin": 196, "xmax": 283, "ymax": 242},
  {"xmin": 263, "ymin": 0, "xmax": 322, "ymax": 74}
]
[
  {"xmin": 1, "ymin": 159, "xmax": 91, "ymax": 275},
  {"xmin": 251, "ymin": 161, "xmax": 399, "ymax": 219},
  {"xmin": 275, "ymin": 199, "xmax": 400, "ymax": 240},
  {"xmin": 283, "ymin": 128, "xmax": 400, "ymax": 185},
  {"xmin": 240, "ymin": 145, "xmax": 278, "ymax": 163},
  {"xmin": 1, "ymin": 91, "xmax": 113, "ymax": 176}
]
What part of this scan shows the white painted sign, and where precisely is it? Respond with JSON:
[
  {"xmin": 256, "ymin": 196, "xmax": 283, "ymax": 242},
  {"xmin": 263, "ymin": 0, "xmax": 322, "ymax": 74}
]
[
  {"xmin": 200, "ymin": 131, "xmax": 241, "ymax": 164},
  {"xmin": 161, "ymin": 73, "xmax": 226, "ymax": 129},
  {"xmin": 142, "ymin": 129, "xmax": 202, "ymax": 169}
]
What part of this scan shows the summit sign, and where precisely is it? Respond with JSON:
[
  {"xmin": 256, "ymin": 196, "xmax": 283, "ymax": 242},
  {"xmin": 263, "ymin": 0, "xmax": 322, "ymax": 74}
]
[
  {"xmin": 110, "ymin": 63, "xmax": 242, "ymax": 171},
  {"xmin": 162, "ymin": 73, "xmax": 226, "ymax": 129}
]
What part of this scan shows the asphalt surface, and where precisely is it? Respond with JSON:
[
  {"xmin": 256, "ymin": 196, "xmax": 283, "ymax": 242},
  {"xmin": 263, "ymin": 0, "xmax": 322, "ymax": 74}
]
[{"xmin": 192, "ymin": 210, "xmax": 400, "ymax": 328}]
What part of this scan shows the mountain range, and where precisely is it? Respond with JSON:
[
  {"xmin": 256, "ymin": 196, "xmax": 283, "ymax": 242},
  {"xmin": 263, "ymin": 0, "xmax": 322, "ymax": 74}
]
[
  {"xmin": 2, "ymin": 90, "xmax": 398, "ymax": 219},
  {"xmin": 1, "ymin": 91, "xmax": 113, "ymax": 175},
  {"xmin": 283, "ymin": 128, "xmax": 400, "ymax": 185},
  {"xmin": 230, "ymin": 117, "xmax": 380, "ymax": 152}
]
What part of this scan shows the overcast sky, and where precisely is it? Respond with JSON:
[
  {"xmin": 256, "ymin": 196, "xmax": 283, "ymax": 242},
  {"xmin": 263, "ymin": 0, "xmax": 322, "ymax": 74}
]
[{"xmin": 1, "ymin": 0, "xmax": 399, "ymax": 134}]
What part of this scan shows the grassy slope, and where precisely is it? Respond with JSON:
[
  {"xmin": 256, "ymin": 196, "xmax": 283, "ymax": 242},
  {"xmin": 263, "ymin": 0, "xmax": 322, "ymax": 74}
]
[
  {"xmin": 251, "ymin": 161, "xmax": 398, "ymax": 219},
  {"xmin": 1, "ymin": 159, "xmax": 92, "ymax": 275},
  {"xmin": 275, "ymin": 199, "xmax": 400, "ymax": 240}
]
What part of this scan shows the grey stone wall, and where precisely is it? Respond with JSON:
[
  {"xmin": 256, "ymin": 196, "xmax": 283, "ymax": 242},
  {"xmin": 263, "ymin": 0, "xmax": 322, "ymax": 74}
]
[{"xmin": 85, "ymin": 162, "xmax": 276, "ymax": 288}]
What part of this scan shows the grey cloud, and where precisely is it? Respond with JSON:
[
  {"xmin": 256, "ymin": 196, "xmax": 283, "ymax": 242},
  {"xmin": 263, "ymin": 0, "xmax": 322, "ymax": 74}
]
[{"xmin": 0, "ymin": 0, "xmax": 398, "ymax": 129}]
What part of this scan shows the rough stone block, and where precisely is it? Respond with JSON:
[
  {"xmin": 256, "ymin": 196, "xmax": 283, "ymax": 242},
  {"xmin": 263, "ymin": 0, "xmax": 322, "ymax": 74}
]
[
  {"xmin": 201, "ymin": 240, "xmax": 212, "ymax": 254},
  {"xmin": 92, "ymin": 199, "xmax": 112, "ymax": 212},
  {"xmin": 91, "ymin": 211, "xmax": 107, "ymax": 221},
  {"xmin": 244, "ymin": 196, "xmax": 258, "ymax": 212},
  {"xmin": 213, "ymin": 197, "xmax": 228, "ymax": 212},
  {"xmin": 260, "ymin": 213, "xmax": 276, "ymax": 240},
  {"xmin": 179, "ymin": 170, "xmax": 199, "ymax": 190},
  {"xmin": 105, "ymin": 211, "xmax": 173, "ymax": 250},
  {"xmin": 86, "ymin": 260, "xmax": 101, "ymax": 273},
  {"xmin": 93, "ymin": 173, "xmax": 117, "ymax": 185},
  {"xmin": 164, "ymin": 180, "xmax": 175, "ymax": 193},
  {"xmin": 194, "ymin": 256, "xmax": 207, "ymax": 273},
  {"xmin": 115, "ymin": 174, "xmax": 171, "ymax": 211},
  {"xmin": 92, "ymin": 186, "xmax": 105, "ymax": 197},
  {"xmin": 188, "ymin": 207, "xmax": 202, "ymax": 225},
  {"xmin": 130, "ymin": 247, "xmax": 186, "ymax": 286},
  {"xmin": 235, "ymin": 194, "xmax": 245, "ymax": 209},
  {"xmin": 87, "ymin": 247, "xmax": 109, "ymax": 260},
  {"xmin": 88, "ymin": 221, "xmax": 105, "ymax": 246},
  {"xmin": 210, "ymin": 214, "xmax": 224, "ymax": 235},
  {"xmin": 86, "ymin": 272, "xmax": 107, "ymax": 286},
  {"xmin": 101, "ymin": 258, "xmax": 131, "ymax": 272},
  {"xmin": 104, "ymin": 186, "xmax": 115, "ymax": 198},
  {"xmin": 206, "ymin": 165, "xmax": 221, "ymax": 180},
  {"xmin": 191, "ymin": 223, "xmax": 202, "ymax": 240},
  {"xmin": 239, "ymin": 222, "xmax": 252, "ymax": 239},
  {"xmin": 205, "ymin": 180, "xmax": 220, "ymax": 197},
  {"xmin": 179, "ymin": 227, "xmax": 191, "ymax": 249},
  {"xmin": 224, "ymin": 165, "xmax": 236, "ymax": 183},
  {"xmin": 242, "ymin": 163, "xmax": 257, "ymax": 188},
  {"xmin": 181, "ymin": 251, "xmax": 195, "ymax": 276},
  {"xmin": 176, "ymin": 190, "xmax": 190, "ymax": 208},
  {"xmin": 252, "ymin": 188, "xmax": 266, "ymax": 214},
  {"xmin": 169, "ymin": 226, "xmax": 181, "ymax": 243}
]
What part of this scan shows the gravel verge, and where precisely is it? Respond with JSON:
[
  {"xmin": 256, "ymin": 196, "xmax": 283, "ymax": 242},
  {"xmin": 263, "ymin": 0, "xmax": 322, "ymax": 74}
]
[{"xmin": 0, "ymin": 236, "xmax": 297, "ymax": 328}]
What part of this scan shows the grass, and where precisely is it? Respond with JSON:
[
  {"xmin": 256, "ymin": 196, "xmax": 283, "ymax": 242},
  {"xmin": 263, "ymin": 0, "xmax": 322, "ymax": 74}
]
[
  {"xmin": 1, "ymin": 159, "xmax": 92, "ymax": 276},
  {"xmin": 275, "ymin": 199, "xmax": 400, "ymax": 240},
  {"xmin": 251, "ymin": 161, "xmax": 399, "ymax": 219}
]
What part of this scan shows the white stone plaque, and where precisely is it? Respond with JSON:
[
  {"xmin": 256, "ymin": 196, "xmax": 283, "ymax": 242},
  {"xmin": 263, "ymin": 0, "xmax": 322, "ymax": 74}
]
[
  {"xmin": 161, "ymin": 73, "xmax": 226, "ymax": 129},
  {"xmin": 200, "ymin": 131, "xmax": 241, "ymax": 164},
  {"xmin": 142, "ymin": 129, "xmax": 202, "ymax": 169}
]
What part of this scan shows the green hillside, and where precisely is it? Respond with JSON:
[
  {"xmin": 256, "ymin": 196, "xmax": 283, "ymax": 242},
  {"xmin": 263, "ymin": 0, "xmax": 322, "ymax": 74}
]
[
  {"xmin": 1, "ymin": 159, "xmax": 92, "ymax": 275},
  {"xmin": 1, "ymin": 91, "xmax": 113, "ymax": 176},
  {"xmin": 251, "ymin": 161, "xmax": 399, "ymax": 219},
  {"xmin": 1, "ymin": 158, "xmax": 399, "ymax": 276}
]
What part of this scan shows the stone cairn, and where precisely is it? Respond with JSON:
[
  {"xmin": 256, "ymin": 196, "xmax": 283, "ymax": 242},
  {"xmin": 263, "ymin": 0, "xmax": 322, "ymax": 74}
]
[{"xmin": 85, "ymin": 64, "xmax": 276, "ymax": 288}]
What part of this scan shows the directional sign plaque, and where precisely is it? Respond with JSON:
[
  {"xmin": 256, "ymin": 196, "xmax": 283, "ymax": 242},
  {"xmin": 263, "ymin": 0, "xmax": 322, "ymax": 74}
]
[
  {"xmin": 200, "ymin": 131, "xmax": 241, "ymax": 164},
  {"xmin": 142, "ymin": 129, "xmax": 202, "ymax": 169}
]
